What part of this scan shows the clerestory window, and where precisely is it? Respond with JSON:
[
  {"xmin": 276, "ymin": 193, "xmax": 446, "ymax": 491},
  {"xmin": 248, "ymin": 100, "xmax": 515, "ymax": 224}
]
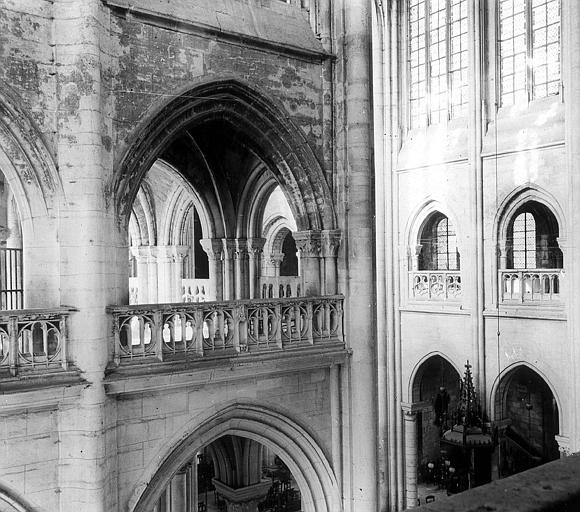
[
  {"xmin": 499, "ymin": 0, "xmax": 561, "ymax": 106},
  {"xmin": 408, "ymin": 0, "xmax": 468, "ymax": 129}
]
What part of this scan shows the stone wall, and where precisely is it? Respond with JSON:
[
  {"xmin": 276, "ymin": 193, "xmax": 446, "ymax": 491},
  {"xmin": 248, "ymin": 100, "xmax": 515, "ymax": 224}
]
[{"xmin": 114, "ymin": 368, "xmax": 333, "ymax": 511}]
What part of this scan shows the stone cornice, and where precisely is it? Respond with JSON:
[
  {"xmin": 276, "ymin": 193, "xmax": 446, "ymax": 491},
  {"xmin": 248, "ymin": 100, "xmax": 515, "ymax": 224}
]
[
  {"xmin": 104, "ymin": 344, "xmax": 349, "ymax": 397},
  {"xmin": 102, "ymin": 0, "xmax": 333, "ymax": 63}
]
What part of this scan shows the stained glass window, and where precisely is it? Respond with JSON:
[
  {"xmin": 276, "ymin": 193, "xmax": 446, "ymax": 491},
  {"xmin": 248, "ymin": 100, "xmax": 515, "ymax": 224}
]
[
  {"xmin": 499, "ymin": 0, "xmax": 560, "ymax": 106},
  {"xmin": 511, "ymin": 212, "xmax": 536, "ymax": 269},
  {"xmin": 408, "ymin": 0, "xmax": 468, "ymax": 128}
]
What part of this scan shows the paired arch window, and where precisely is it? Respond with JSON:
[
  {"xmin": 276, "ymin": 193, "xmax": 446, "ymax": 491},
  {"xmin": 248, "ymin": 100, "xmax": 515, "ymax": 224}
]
[
  {"xmin": 419, "ymin": 213, "xmax": 460, "ymax": 271},
  {"xmin": 506, "ymin": 202, "xmax": 562, "ymax": 270},
  {"xmin": 406, "ymin": 0, "xmax": 561, "ymax": 125},
  {"xmin": 499, "ymin": 0, "xmax": 561, "ymax": 106},
  {"xmin": 408, "ymin": 0, "xmax": 469, "ymax": 128}
]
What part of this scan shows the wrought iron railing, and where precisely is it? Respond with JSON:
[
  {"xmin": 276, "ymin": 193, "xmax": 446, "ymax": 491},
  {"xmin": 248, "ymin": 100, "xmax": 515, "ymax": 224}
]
[
  {"xmin": 500, "ymin": 269, "xmax": 563, "ymax": 303},
  {"xmin": 0, "ymin": 308, "xmax": 73, "ymax": 376},
  {"xmin": 410, "ymin": 271, "xmax": 462, "ymax": 301},
  {"xmin": 107, "ymin": 296, "xmax": 344, "ymax": 365},
  {"xmin": 0, "ymin": 247, "xmax": 23, "ymax": 309}
]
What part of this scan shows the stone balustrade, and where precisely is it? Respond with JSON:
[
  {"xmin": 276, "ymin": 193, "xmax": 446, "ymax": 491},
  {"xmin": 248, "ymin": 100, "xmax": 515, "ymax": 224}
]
[
  {"xmin": 410, "ymin": 271, "xmax": 462, "ymax": 301},
  {"xmin": 0, "ymin": 307, "xmax": 74, "ymax": 377},
  {"xmin": 260, "ymin": 276, "xmax": 303, "ymax": 298},
  {"xmin": 108, "ymin": 295, "xmax": 344, "ymax": 365},
  {"xmin": 181, "ymin": 278, "xmax": 211, "ymax": 302},
  {"xmin": 500, "ymin": 269, "xmax": 563, "ymax": 303}
]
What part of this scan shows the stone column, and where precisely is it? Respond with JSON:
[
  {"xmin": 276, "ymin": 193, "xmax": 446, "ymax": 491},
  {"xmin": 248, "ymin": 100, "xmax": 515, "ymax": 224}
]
[
  {"xmin": 53, "ymin": 1, "xmax": 112, "ymax": 510},
  {"xmin": 170, "ymin": 467, "xmax": 188, "ymax": 512},
  {"xmin": 222, "ymin": 239, "xmax": 236, "ymax": 301},
  {"xmin": 212, "ymin": 480, "xmax": 271, "ymax": 512},
  {"xmin": 200, "ymin": 238, "xmax": 224, "ymax": 301},
  {"xmin": 322, "ymin": 230, "xmax": 341, "ymax": 295},
  {"xmin": 247, "ymin": 238, "xmax": 265, "ymax": 299},
  {"xmin": 156, "ymin": 245, "xmax": 174, "ymax": 303},
  {"xmin": 147, "ymin": 246, "xmax": 159, "ymax": 304},
  {"xmin": 411, "ymin": 245, "xmax": 423, "ymax": 271},
  {"xmin": 234, "ymin": 238, "xmax": 249, "ymax": 300},
  {"xmin": 6, "ymin": 193, "xmax": 21, "ymax": 249},
  {"xmin": 174, "ymin": 245, "xmax": 189, "ymax": 302},
  {"xmin": 187, "ymin": 462, "xmax": 198, "ymax": 512},
  {"xmin": 402, "ymin": 403, "xmax": 419, "ymax": 509},
  {"xmin": 564, "ymin": 0, "xmax": 580, "ymax": 452},
  {"xmin": 134, "ymin": 246, "xmax": 150, "ymax": 304},
  {"xmin": 339, "ymin": 0, "xmax": 377, "ymax": 509},
  {"xmin": 294, "ymin": 230, "xmax": 322, "ymax": 296},
  {"xmin": 270, "ymin": 251, "xmax": 285, "ymax": 277}
]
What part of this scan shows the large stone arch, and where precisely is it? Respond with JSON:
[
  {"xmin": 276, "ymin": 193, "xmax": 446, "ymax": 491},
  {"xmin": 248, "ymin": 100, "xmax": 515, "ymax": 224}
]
[
  {"xmin": 109, "ymin": 78, "xmax": 336, "ymax": 234},
  {"xmin": 0, "ymin": 81, "xmax": 64, "ymax": 220},
  {"xmin": 0, "ymin": 81, "xmax": 64, "ymax": 307},
  {"xmin": 0, "ymin": 482, "xmax": 43, "ymax": 512},
  {"xmin": 129, "ymin": 403, "xmax": 342, "ymax": 512}
]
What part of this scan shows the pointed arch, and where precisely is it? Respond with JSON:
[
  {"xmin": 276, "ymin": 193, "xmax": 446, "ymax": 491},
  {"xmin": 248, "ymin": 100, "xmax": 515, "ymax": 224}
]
[
  {"xmin": 0, "ymin": 80, "xmax": 64, "ymax": 224},
  {"xmin": 494, "ymin": 184, "xmax": 566, "ymax": 246},
  {"xmin": 405, "ymin": 197, "xmax": 464, "ymax": 251},
  {"xmin": 128, "ymin": 402, "xmax": 342, "ymax": 512},
  {"xmin": 109, "ymin": 78, "xmax": 336, "ymax": 233},
  {"xmin": 407, "ymin": 351, "xmax": 462, "ymax": 403},
  {"xmin": 489, "ymin": 361, "xmax": 563, "ymax": 433}
]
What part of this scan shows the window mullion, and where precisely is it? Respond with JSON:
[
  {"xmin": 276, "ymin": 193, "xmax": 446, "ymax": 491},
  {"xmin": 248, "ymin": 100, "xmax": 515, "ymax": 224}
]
[
  {"xmin": 446, "ymin": 0, "xmax": 452, "ymax": 121},
  {"xmin": 526, "ymin": 0, "xmax": 533, "ymax": 102},
  {"xmin": 425, "ymin": 0, "xmax": 432, "ymax": 126}
]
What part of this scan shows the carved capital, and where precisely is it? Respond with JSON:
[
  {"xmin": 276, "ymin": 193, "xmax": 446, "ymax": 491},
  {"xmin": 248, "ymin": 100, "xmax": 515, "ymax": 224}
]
[
  {"xmin": 222, "ymin": 238, "xmax": 237, "ymax": 259},
  {"xmin": 322, "ymin": 229, "xmax": 341, "ymax": 258},
  {"xmin": 212, "ymin": 479, "xmax": 271, "ymax": 512},
  {"xmin": 555, "ymin": 435, "xmax": 572, "ymax": 457},
  {"xmin": 0, "ymin": 225, "xmax": 11, "ymax": 242},
  {"xmin": 269, "ymin": 251, "xmax": 285, "ymax": 267},
  {"xmin": 294, "ymin": 230, "xmax": 323, "ymax": 258},
  {"xmin": 401, "ymin": 402, "xmax": 419, "ymax": 419},
  {"xmin": 174, "ymin": 245, "xmax": 189, "ymax": 260},
  {"xmin": 155, "ymin": 245, "xmax": 174, "ymax": 261},
  {"xmin": 247, "ymin": 237, "xmax": 266, "ymax": 257},
  {"xmin": 234, "ymin": 238, "xmax": 249, "ymax": 260},
  {"xmin": 200, "ymin": 238, "xmax": 223, "ymax": 260}
]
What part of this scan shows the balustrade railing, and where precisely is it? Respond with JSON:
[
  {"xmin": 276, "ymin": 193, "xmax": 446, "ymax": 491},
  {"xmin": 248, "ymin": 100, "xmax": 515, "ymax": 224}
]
[
  {"xmin": 108, "ymin": 296, "xmax": 344, "ymax": 365},
  {"xmin": 410, "ymin": 271, "xmax": 462, "ymax": 301},
  {"xmin": 500, "ymin": 269, "xmax": 563, "ymax": 303},
  {"xmin": 182, "ymin": 279, "xmax": 211, "ymax": 302},
  {"xmin": 260, "ymin": 276, "xmax": 303, "ymax": 299},
  {"xmin": 0, "ymin": 308, "xmax": 73, "ymax": 376}
]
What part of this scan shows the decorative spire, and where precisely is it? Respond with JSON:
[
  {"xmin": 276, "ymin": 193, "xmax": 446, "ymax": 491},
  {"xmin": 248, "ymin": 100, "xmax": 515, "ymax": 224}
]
[{"xmin": 456, "ymin": 360, "xmax": 482, "ymax": 429}]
